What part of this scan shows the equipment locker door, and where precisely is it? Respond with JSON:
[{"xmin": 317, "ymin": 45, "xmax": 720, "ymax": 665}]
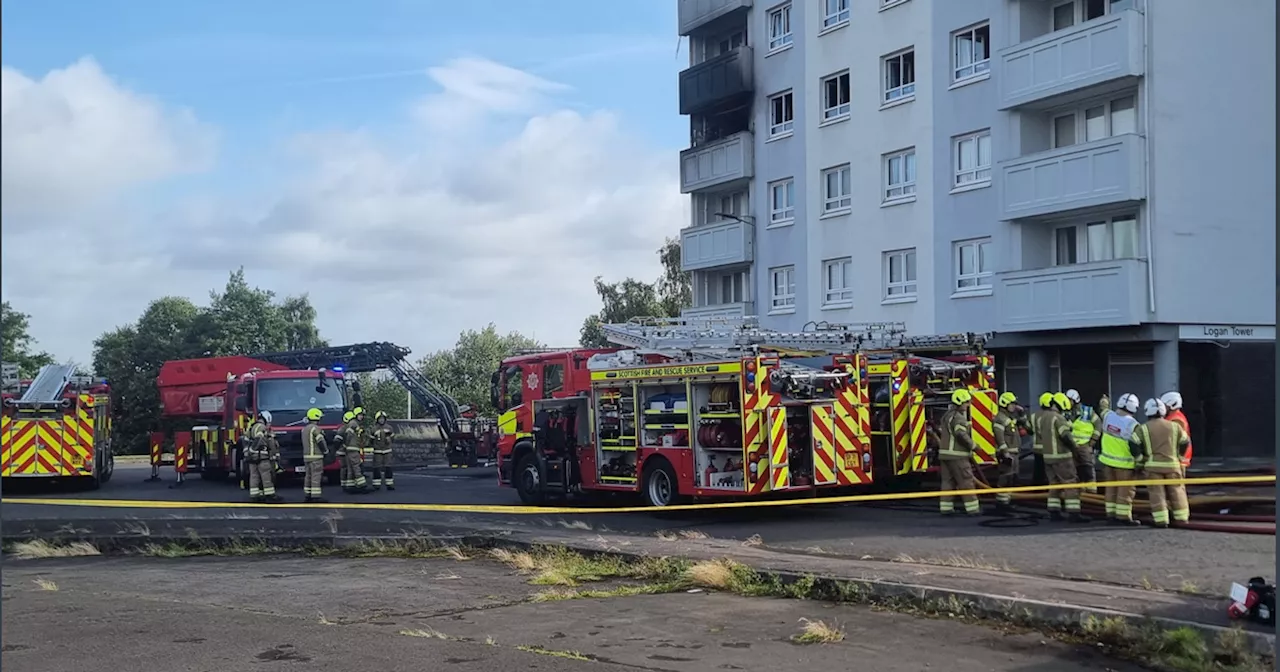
[
  {"xmin": 968, "ymin": 389, "xmax": 998, "ymax": 466},
  {"xmin": 767, "ymin": 406, "xmax": 789, "ymax": 491},
  {"xmin": 809, "ymin": 403, "xmax": 837, "ymax": 486}
]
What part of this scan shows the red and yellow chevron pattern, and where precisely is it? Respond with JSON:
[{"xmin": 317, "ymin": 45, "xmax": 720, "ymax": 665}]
[
  {"xmin": 810, "ymin": 404, "xmax": 837, "ymax": 486},
  {"xmin": 890, "ymin": 359, "xmax": 914, "ymax": 475},
  {"xmin": 1, "ymin": 395, "xmax": 103, "ymax": 477},
  {"xmin": 768, "ymin": 406, "xmax": 789, "ymax": 491},
  {"xmin": 969, "ymin": 388, "xmax": 998, "ymax": 465},
  {"xmin": 742, "ymin": 357, "xmax": 779, "ymax": 495},
  {"xmin": 832, "ymin": 358, "xmax": 872, "ymax": 486},
  {"xmin": 908, "ymin": 388, "xmax": 928, "ymax": 472}
]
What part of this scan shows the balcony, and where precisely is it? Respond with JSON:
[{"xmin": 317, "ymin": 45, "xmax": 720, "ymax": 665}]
[
  {"xmin": 681, "ymin": 218, "xmax": 754, "ymax": 272},
  {"xmin": 996, "ymin": 259, "xmax": 1150, "ymax": 332},
  {"xmin": 679, "ymin": 0, "xmax": 751, "ymax": 36},
  {"xmin": 681, "ymin": 131, "xmax": 753, "ymax": 194},
  {"xmin": 998, "ymin": 10, "xmax": 1144, "ymax": 111},
  {"xmin": 682, "ymin": 302, "xmax": 755, "ymax": 320},
  {"xmin": 998, "ymin": 134, "xmax": 1145, "ymax": 221},
  {"xmin": 679, "ymin": 46, "xmax": 753, "ymax": 116}
]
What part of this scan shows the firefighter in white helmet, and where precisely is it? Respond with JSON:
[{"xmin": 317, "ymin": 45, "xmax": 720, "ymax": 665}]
[
  {"xmin": 1159, "ymin": 391, "xmax": 1193, "ymax": 473},
  {"xmin": 938, "ymin": 389, "xmax": 981, "ymax": 517},
  {"xmin": 1098, "ymin": 394, "xmax": 1142, "ymax": 525},
  {"xmin": 245, "ymin": 411, "xmax": 283, "ymax": 503},
  {"xmin": 1133, "ymin": 398, "xmax": 1191, "ymax": 528},
  {"xmin": 1064, "ymin": 389, "xmax": 1100, "ymax": 493}
]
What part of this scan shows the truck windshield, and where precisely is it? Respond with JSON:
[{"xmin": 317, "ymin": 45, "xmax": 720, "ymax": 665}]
[{"xmin": 256, "ymin": 378, "xmax": 347, "ymax": 421}]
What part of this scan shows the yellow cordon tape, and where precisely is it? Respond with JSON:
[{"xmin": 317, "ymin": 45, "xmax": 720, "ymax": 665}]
[{"xmin": 2, "ymin": 475, "xmax": 1272, "ymax": 515}]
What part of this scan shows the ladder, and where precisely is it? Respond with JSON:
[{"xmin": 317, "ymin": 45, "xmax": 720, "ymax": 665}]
[
  {"xmin": 19, "ymin": 364, "xmax": 75, "ymax": 403},
  {"xmin": 1, "ymin": 362, "xmax": 19, "ymax": 393},
  {"xmin": 603, "ymin": 316, "xmax": 919, "ymax": 356}
]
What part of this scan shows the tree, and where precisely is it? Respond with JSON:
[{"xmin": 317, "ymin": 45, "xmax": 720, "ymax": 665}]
[
  {"xmin": 418, "ymin": 324, "xmax": 543, "ymax": 416},
  {"xmin": 1, "ymin": 301, "xmax": 56, "ymax": 377},
  {"xmin": 278, "ymin": 295, "xmax": 327, "ymax": 351},
  {"xmin": 579, "ymin": 239, "xmax": 691, "ymax": 348},
  {"xmin": 353, "ymin": 372, "xmax": 419, "ymax": 421}
]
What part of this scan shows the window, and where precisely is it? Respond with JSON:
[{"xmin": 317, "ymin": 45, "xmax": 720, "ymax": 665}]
[
  {"xmin": 696, "ymin": 30, "xmax": 745, "ymax": 64},
  {"xmin": 954, "ymin": 239, "xmax": 993, "ymax": 291},
  {"xmin": 884, "ymin": 249, "xmax": 918, "ymax": 298},
  {"xmin": 821, "ymin": 72, "xmax": 851, "ymax": 122},
  {"xmin": 1053, "ymin": 0, "xmax": 1133, "ymax": 32},
  {"xmin": 770, "ymin": 266, "xmax": 797, "ymax": 311},
  {"xmin": 823, "ymin": 0, "xmax": 850, "ymax": 29},
  {"xmin": 542, "ymin": 364, "xmax": 565, "ymax": 398},
  {"xmin": 1056, "ymin": 216, "xmax": 1138, "ymax": 265},
  {"xmin": 881, "ymin": 0, "xmax": 910, "ymax": 9},
  {"xmin": 769, "ymin": 91, "xmax": 794, "ymax": 138},
  {"xmin": 696, "ymin": 270, "xmax": 749, "ymax": 306},
  {"xmin": 1052, "ymin": 2, "xmax": 1076, "ymax": 30},
  {"xmin": 953, "ymin": 23, "xmax": 990, "ymax": 82},
  {"xmin": 954, "ymin": 130, "xmax": 992, "ymax": 187},
  {"xmin": 1054, "ymin": 226, "xmax": 1079, "ymax": 265},
  {"xmin": 768, "ymin": 4, "xmax": 793, "ymax": 51},
  {"xmin": 882, "ymin": 49, "xmax": 916, "ymax": 103},
  {"xmin": 823, "ymin": 258, "xmax": 853, "ymax": 305},
  {"xmin": 1052, "ymin": 95, "xmax": 1138, "ymax": 148},
  {"xmin": 769, "ymin": 179, "xmax": 795, "ymax": 224},
  {"xmin": 694, "ymin": 191, "xmax": 746, "ymax": 226},
  {"xmin": 883, "ymin": 149, "xmax": 916, "ymax": 202},
  {"xmin": 822, "ymin": 164, "xmax": 852, "ymax": 213}
]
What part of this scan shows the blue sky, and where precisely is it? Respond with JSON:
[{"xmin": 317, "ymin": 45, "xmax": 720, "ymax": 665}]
[{"xmin": 1, "ymin": 0, "xmax": 693, "ymax": 365}]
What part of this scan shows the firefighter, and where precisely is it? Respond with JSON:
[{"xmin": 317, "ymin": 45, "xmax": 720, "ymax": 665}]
[
  {"xmin": 1159, "ymin": 391, "xmax": 1194, "ymax": 473},
  {"xmin": 342, "ymin": 408, "xmax": 371, "ymax": 493},
  {"xmin": 1040, "ymin": 393, "xmax": 1087, "ymax": 522},
  {"xmin": 1065, "ymin": 389, "xmax": 1100, "ymax": 493},
  {"xmin": 1027, "ymin": 392, "xmax": 1054, "ymax": 486},
  {"xmin": 302, "ymin": 407, "xmax": 329, "ymax": 503},
  {"xmin": 1134, "ymin": 398, "xmax": 1191, "ymax": 528},
  {"xmin": 246, "ymin": 410, "xmax": 283, "ymax": 503},
  {"xmin": 369, "ymin": 410, "xmax": 395, "ymax": 490},
  {"xmin": 938, "ymin": 389, "xmax": 981, "ymax": 517},
  {"xmin": 1098, "ymin": 393, "xmax": 1142, "ymax": 525},
  {"xmin": 992, "ymin": 392, "xmax": 1022, "ymax": 511},
  {"xmin": 336, "ymin": 411, "xmax": 354, "ymax": 490}
]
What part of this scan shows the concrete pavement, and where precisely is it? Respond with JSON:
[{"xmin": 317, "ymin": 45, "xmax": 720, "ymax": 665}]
[{"xmin": 2, "ymin": 554, "xmax": 1146, "ymax": 672}]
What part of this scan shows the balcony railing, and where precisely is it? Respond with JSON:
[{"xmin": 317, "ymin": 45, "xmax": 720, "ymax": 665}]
[
  {"xmin": 680, "ymin": 131, "xmax": 753, "ymax": 194},
  {"xmin": 678, "ymin": 0, "xmax": 752, "ymax": 36},
  {"xmin": 998, "ymin": 10, "xmax": 1145, "ymax": 111},
  {"xmin": 679, "ymin": 46, "xmax": 754, "ymax": 116},
  {"xmin": 681, "ymin": 218, "xmax": 754, "ymax": 272},
  {"xmin": 682, "ymin": 302, "xmax": 755, "ymax": 320},
  {"xmin": 996, "ymin": 259, "xmax": 1150, "ymax": 332},
  {"xmin": 998, "ymin": 134, "xmax": 1146, "ymax": 221}
]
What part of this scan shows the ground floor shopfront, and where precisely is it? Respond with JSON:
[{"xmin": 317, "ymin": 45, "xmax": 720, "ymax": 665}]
[{"xmin": 989, "ymin": 324, "xmax": 1275, "ymax": 460}]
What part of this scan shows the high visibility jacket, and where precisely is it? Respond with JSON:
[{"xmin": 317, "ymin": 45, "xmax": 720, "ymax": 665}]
[
  {"xmin": 341, "ymin": 420, "xmax": 362, "ymax": 456},
  {"xmin": 992, "ymin": 410, "xmax": 1015, "ymax": 456},
  {"xmin": 1132, "ymin": 418, "xmax": 1189, "ymax": 474},
  {"xmin": 303, "ymin": 423, "xmax": 327, "ymax": 461},
  {"xmin": 938, "ymin": 407, "xmax": 974, "ymax": 461},
  {"xmin": 246, "ymin": 421, "xmax": 271, "ymax": 460},
  {"xmin": 1098, "ymin": 411, "xmax": 1140, "ymax": 469},
  {"xmin": 1035, "ymin": 410, "xmax": 1075, "ymax": 461},
  {"xmin": 1164, "ymin": 409, "xmax": 1193, "ymax": 467},
  {"xmin": 1071, "ymin": 405, "xmax": 1100, "ymax": 448},
  {"xmin": 370, "ymin": 426, "xmax": 394, "ymax": 454},
  {"xmin": 1027, "ymin": 409, "xmax": 1050, "ymax": 454}
]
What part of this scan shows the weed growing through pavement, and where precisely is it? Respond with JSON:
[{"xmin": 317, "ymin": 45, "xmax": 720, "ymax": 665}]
[
  {"xmin": 516, "ymin": 645, "xmax": 592, "ymax": 661},
  {"xmin": 32, "ymin": 578, "xmax": 58, "ymax": 591},
  {"xmin": 791, "ymin": 618, "xmax": 845, "ymax": 645},
  {"xmin": 7, "ymin": 540, "xmax": 101, "ymax": 560}
]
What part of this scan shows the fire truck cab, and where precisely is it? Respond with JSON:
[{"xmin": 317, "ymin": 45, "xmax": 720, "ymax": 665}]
[{"xmin": 494, "ymin": 318, "xmax": 1001, "ymax": 507}]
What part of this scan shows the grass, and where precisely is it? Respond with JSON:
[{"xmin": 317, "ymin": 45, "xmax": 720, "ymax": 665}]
[
  {"xmin": 399, "ymin": 627, "xmax": 452, "ymax": 640},
  {"xmin": 1079, "ymin": 617, "xmax": 1269, "ymax": 672},
  {"xmin": 488, "ymin": 546, "xmax": 686, "ymax": 588},
  {"xmin": 516, "ymin": 645, "xmax": 592, "ymax": 662},
  {"xmin": 791, "ymin": 618, "xmax": 845, "ymax": 645},
  {"xmin": 32, "ymin": 578, "xmax": 59, "ymax": 591},
  {"xmin": 8, "ymin": 540, "xmax": 101, "ymax": 560},
  {"xmin": 892, "ymin": 553, "xmax": 1013, "ymax": 573}
]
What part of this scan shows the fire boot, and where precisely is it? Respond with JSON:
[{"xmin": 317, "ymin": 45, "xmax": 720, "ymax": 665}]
[{"xmin": 1067, "ymin": 512, "xmax": 1091, "ymax": 524}]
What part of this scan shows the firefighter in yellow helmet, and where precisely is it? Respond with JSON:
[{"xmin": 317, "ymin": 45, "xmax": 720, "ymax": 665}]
[
  {"xmin": 1026, "ymin": 392, "xmax": 1055, "ymax": 486},
  {"xmin": 1133, "ymin": 398, "xmax": 1191, "ymax": 528},
  {"xmin": 1064, "ymin": 389, "xmax": 1100, "ymax": 493},
  {"xmin": 938, "ymin": 388, "xmax": 981, "ymax": 517},
  {"xmin": 336, "ymin": 410, "xmax": 354, "ymax": 490},
  {"xmin": 1039, "ymin": 392, "xmax": 1087, "ymax": 522},
  {"xmin": 369, "ymin": 410, "xmax": 395, "ymax": 490},
  {"xmin": 342, "ymin": 407, "xmax": 372, "ymax": 494},
  {"xmin": 992, "ymin": 392, "xmax": 1023, "ymax": 511},
  {"xmin": 301, "ymin": 407, "xmax": 329, "ymax": 503}
]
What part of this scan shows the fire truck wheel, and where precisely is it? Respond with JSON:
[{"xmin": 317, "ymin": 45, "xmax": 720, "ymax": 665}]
[
  {"xmin": 100, "ymin": 453, "xmax": 114, "ymax": 484},
  {"xmin": 514, "ymin": 453, "xmax": 545, "ymax": 506},
  {"xmin": 642, "ymin": 459, "xmax": 682, "ymax": 508}
]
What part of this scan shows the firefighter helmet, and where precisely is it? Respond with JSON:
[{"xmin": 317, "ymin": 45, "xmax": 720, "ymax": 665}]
[
  {"xmin": 306, "ymin": 408, "xmax": 323, "ymax": 421},
  {"xmin": 1065, "ymin": 389, "xmax": 1082, "ymax": 404},
  {"xmin": 1159, "ymin": 391, "xmax": 1183, "ymax": 411},
  {"xmin": 1051, "ymin": 392, "xmax": 1072, "ymax": 412},
  {"xmin": 258, "ymin": 410, "xmax": 273, "ymax": 425},
  {"xmin": 1038, "ymin": 392, "xmax": 1053, "ymax": 408},
  {"xmin": 353, "ymin": 406, "xmax": 366, "ymax": 418},
  {"xmin": 1116, "ymin": 393, "xmax": 1140, "ymax": 414},
  {"xmin": 375, "ymin": 410, "xmax": 388, "ymax": 423},
  {"xmin": 342, "ymin": 411, "xmax": 354, "ymax": 423},
  {"xmin": 951, "ymin": 388, "xmax": 973, "ymax": 405},
  {"xmin": 1144, "ymin": 398, "xmax": 1167, "ymax": 418},
  {"xmin": 998, "ymin": 391, "xmax": 1017, "ymax": 408}
]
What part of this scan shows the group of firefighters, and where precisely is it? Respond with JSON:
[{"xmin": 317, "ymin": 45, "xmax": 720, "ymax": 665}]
[
  {"xmin": 938, "ymin": 388, "xmax": 1194, "ymax": 528},
  {"xmin": 243, "ymin": 406, "xmax": 397, "ymax": 504}
]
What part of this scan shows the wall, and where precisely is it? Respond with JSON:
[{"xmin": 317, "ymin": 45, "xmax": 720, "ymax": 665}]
[
  {"xmin": 929, "ymin": 0, "xmax": 1002, "ymax": 334},
  {"xmin": 1146, "ymin": 0, "xmax": 1276, "ymax": 326}
]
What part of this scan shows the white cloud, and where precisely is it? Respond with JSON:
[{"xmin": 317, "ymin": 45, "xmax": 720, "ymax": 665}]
[{"xmin": 0, "ymin": 56, "xmax": 683, "ymax": 366}]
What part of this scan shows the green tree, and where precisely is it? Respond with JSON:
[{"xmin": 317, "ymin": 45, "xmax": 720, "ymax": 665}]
[
  {"xmin": 418, "ymin": 324, "xmax": 542, "ymax": 416},
  {"xmin": 579, "ymin": 239, "xmax": 691, "ymax": 348},
  {"xmin": 353, "ymin": 372, "xmax": 419, "ymax": 420},
  {"xmin": 279, "ymin": 295, "xmax": 328, "ymax": 351},
  {"xmin": 1, "ymin": 301, "xmax": 56, "ymax": 377}
]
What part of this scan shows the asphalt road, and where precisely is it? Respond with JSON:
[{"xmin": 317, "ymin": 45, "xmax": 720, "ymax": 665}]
[
  {"xmin": 2, "ymin": 554, "xmax": 1144, "ymax": 672},
  {"xmin": 3, "ymin": 463, "xmax": 1275, "ymax": 596}
]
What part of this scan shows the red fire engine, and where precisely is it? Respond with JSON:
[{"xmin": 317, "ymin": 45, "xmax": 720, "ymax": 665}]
[
  {"xmin": 493, "ymin": 318, "xmax": 1000, "ymax": 507},
  {"xmin": 1, "ymin": 364, "xmax": 116, "ymax": 488}
]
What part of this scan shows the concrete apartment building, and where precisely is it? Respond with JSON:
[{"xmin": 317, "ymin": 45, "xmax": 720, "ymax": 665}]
[{"xmin": 675, "ymin": 0, "xmax": 1276, "ymax": 457}]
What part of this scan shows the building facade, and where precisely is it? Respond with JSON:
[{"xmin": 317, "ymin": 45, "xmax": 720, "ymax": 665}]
[{"xmin": 676, "ymin": 0, "xmax": 1276, "ymax": 457}]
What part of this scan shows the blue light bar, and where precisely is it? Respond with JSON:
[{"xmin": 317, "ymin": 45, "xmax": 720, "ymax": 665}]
[{"xmin": 331, "ymin": 365, "xmax": 344, "ymax": 373}]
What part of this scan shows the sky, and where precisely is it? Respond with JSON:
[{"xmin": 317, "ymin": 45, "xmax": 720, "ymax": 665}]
[{"xmin": 0, "ymin": 0, "xmax": 691, "ymax": 367}]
